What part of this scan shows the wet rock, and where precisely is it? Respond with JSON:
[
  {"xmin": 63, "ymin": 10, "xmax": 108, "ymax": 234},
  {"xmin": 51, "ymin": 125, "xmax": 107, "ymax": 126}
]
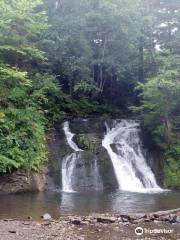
[
  {"xmin": 149, "ymin": 216, "xmax": 156, "ymax": 221},
  {"xmin": 126, "ymin": 215, "xmax": 136, "ymax": 221},
  {"xmin": 169, "ymin": 214, "xmax": 178, "ymax": 224},
  {"xmin": 132, "ymin": 218, "xmax": 145, "ymax": 224},
  {"xmin": 120, "ymin": 215, "xmax": 129, "ymax": 223},
  {"xmin": 144, "ymin": 218, "xmax": 151, "ymax": 223},
  {"xmin": 156, "ymin": 214, "xmax": 175, "ymax": 223},
  {"xmin": 153, "ymin": 208, "xmax": 180, "ymax": 217},
  {"xmin": 41, "ymin": 213, "xmax": 52, "ymax": 221},
  {"xmin": 127, "ymin": 214, "xmax": 146, "ymax": 222},
  {"xmin": 69, "ymin": 217, "xmax": 82, "ymax": 225},
  {"xmin": 153, "ymin": 213, "xmax": 160, "ymax": 218},
  {"xmin": 176, "ymin": 215, "xmax": 180, "ymax": 223},
  {"xmin": 9, "ymin": 230, "xmax": 16, "ymax": 234},
  {"xmin": 134, "ymin": 213, "xmax": 146, "ymax": 219},
  {"xmin": 97, "ymin": 216, "xmax": 117, "ymax": 224}
]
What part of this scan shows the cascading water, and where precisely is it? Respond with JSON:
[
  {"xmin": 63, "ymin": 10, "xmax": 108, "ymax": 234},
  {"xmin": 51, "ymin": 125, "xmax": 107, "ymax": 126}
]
[
  {"xmin": 62, "ymin": 121, "xmax": 83, "ymax": 192},
  {"xmin": 62, "ymin": 152, "xmax": 81, "ymax": 192},
  {"xmin": 62, "ymin": 121, "xmax": 103, "ymax": 192},
  {"xmin": 92, "ymin": 158, "xmax": 103, "ymax": 191},
  {"xmin": 102, "ymin": 120, "xmax": 162, "ymax": 192},
  {"xmin": 63, "ymin": 121, "xmax": 83, "ymax": 152}
]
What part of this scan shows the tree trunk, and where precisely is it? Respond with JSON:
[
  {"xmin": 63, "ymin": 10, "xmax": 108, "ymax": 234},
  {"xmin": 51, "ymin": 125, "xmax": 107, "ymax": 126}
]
[
  {"xmin": 164, "ymin": 116, "xmax": 172, "ymax": 144},
  {"xmin": 138, "ymin": 37, "xmax": 144, "ymax": 82},
  {"xmin": 99, "ymin": 37, "xmax": 107, "ymax": 92},
  {"xmin": 69, "ymin": 77, "xmax": 74, "ymax": 98}
]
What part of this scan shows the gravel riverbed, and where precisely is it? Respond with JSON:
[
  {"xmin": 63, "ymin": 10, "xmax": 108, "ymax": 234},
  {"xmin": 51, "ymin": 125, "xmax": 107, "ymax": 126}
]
[{"xmin": 0, "ymin": 210, "xmax": 180, "ymax": 240}]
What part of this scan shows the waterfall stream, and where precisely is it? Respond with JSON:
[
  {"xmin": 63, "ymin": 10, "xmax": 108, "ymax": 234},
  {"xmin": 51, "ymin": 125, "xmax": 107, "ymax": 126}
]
[
  {"xmin": 102, "ymin": 120, "xmax": 162, "ymax": 192},
  {"xmin": 62, "ymin": 122, "xmax": 83, "ymax": 192},
  {"xmin": 63, "ymin": 121, "xmax": 83, "ymax": 152},
  {"xmin": 62, "ymin": 152, "xmax": 81, "ymax": 192},
  {"xmin": 62, "ymin": 121, "xmax": 103, "ymax": 192}
]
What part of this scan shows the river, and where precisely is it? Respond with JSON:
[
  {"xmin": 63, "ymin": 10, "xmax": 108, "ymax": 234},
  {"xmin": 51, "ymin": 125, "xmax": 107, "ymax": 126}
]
[{"xmin": 0, "ymin": 190, "xmax": 180, "ymax": 220}]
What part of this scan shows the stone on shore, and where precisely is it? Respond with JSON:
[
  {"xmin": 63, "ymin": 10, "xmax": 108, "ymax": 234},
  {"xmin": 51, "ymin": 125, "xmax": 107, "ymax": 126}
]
[{"xmin": 41, "ymin": 213, "xmax": 52, "ymax": 221}]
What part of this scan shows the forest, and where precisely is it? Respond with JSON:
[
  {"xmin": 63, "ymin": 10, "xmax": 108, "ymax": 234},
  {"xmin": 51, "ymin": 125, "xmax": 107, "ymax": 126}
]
[{"xmin": 0, "ymin": 0, "xmax": 179, "ymax": 188}]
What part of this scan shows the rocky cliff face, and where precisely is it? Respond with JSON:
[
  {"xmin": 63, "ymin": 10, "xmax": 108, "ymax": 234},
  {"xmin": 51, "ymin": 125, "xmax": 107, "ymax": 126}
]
[
  {"xmin": 47, "ymin": 117, "xmax": 118, "ymax": 191},
  {"xmin": 0, "ymin": 167, "xmax": 48, "ymax": 194}
]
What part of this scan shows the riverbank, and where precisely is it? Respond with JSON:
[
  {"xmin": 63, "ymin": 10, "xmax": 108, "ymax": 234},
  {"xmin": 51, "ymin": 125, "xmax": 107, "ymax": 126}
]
[{"xmin": 0, "ymin": 210, "xmax": 180, "ymax": 240}]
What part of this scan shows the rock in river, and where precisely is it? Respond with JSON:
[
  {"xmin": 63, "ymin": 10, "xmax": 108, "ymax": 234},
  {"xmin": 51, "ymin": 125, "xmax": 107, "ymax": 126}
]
[{"xmin": 41, "ymin": 213, "xmax": 52, "ymax": 221}]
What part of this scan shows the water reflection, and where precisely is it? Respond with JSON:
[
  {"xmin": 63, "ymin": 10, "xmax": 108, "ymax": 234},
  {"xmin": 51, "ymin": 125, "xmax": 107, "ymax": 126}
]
[
  {"xmin": 60, "ymin": 191, "xmax": 111, "ymax": 215},
  {"xmin": 0, "ymin": 190, "xmax": 179, "ymax": 220}
]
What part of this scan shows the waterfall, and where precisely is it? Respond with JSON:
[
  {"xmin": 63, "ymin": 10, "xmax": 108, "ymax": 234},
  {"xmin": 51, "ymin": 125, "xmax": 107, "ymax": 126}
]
[
  {"xmin": 63, "ymin": 121, "xmax": 83, "ymax": 152},
  {"xmin": 62, "ymin": 121, "xmax": 83, "ymax": 192},
  {"xmin": 102, "ymin": 120, "xmax": 162, "ymax": 193},
  {"xmin": 62, "ymin": 121, "xmax": 103, "ymax": 192},
  {"xmin": 62, "ymin": 152, "xmax": 81, "ymax": 192},
  {"xmin": 92, "ymin": 158, "xmax": 103, "ymax": 191}
]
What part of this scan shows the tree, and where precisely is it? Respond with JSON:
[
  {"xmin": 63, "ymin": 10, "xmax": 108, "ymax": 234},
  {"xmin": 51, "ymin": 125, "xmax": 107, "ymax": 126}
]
[
  {"xmin": 0, "ymin": 0, "xmax": 63, "ymax": 172},
  {"xmin": 43, "ymin": 0, "xmax": 147, "ymax": 109}
]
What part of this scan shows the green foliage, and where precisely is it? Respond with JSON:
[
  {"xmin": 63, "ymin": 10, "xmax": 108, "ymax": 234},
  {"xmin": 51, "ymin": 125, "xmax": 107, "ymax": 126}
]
[
  {"xmin": 74, "ymin": 81, "xmax": 99, "ymax": 96},
  {"xmin": 0, "ymin": 0, "xmax": 62, "ymax": 172},
  {"xmin": 89, "ymin": 138, "xmax": 98, "ymax": 153},
  {"xmin": 0, "ymin": 64, "xmax": 49, "ymax": 173},
  {"xmin": 163, "ymin": 141, "xmax": 180, "ymax": 187},
  {"xmin": 132, "ymin": 54, "xmax": 180, "ymax": 145},
  {"xmin": 76, "ymin": 134, "xmax": 98, "ymax": 153},
  {"xmin": 77, "ymin": 134, "xmax": 88, "ymax": 149},
  {"xmin": 132, "ymin": 57, "xmax": 180, "ymax": 187},
  {"xmin": 0, "ymin": 107, "xmax": 47, "ymax": 172},
  {"xmin": 30, "ymin": 73, "xmax": 67, "ymax": 125}
]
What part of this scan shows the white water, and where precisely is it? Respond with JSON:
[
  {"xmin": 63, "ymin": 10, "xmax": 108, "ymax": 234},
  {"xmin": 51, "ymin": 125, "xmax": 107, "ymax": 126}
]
[
  {"xmin": 93, "ymin": 158, "xmax": 103, "ymax": 191},
  {"xmin": 63, "ymin": 121, "xmax": 83, "ymax": 152},
  {"xmin": 102, "ymin": 120, "xmax": 162, "ymax": 193},
  {"xmin": 62, "ymin": 122, "xmax": 83, "ymax": 192},
  {"xmin": 62, "ymin": 121, "xmax": 103, "ymax": 192},
  {"xmin": 62, "ymin": 152, "xmax": 81, "ymax": 192}
]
